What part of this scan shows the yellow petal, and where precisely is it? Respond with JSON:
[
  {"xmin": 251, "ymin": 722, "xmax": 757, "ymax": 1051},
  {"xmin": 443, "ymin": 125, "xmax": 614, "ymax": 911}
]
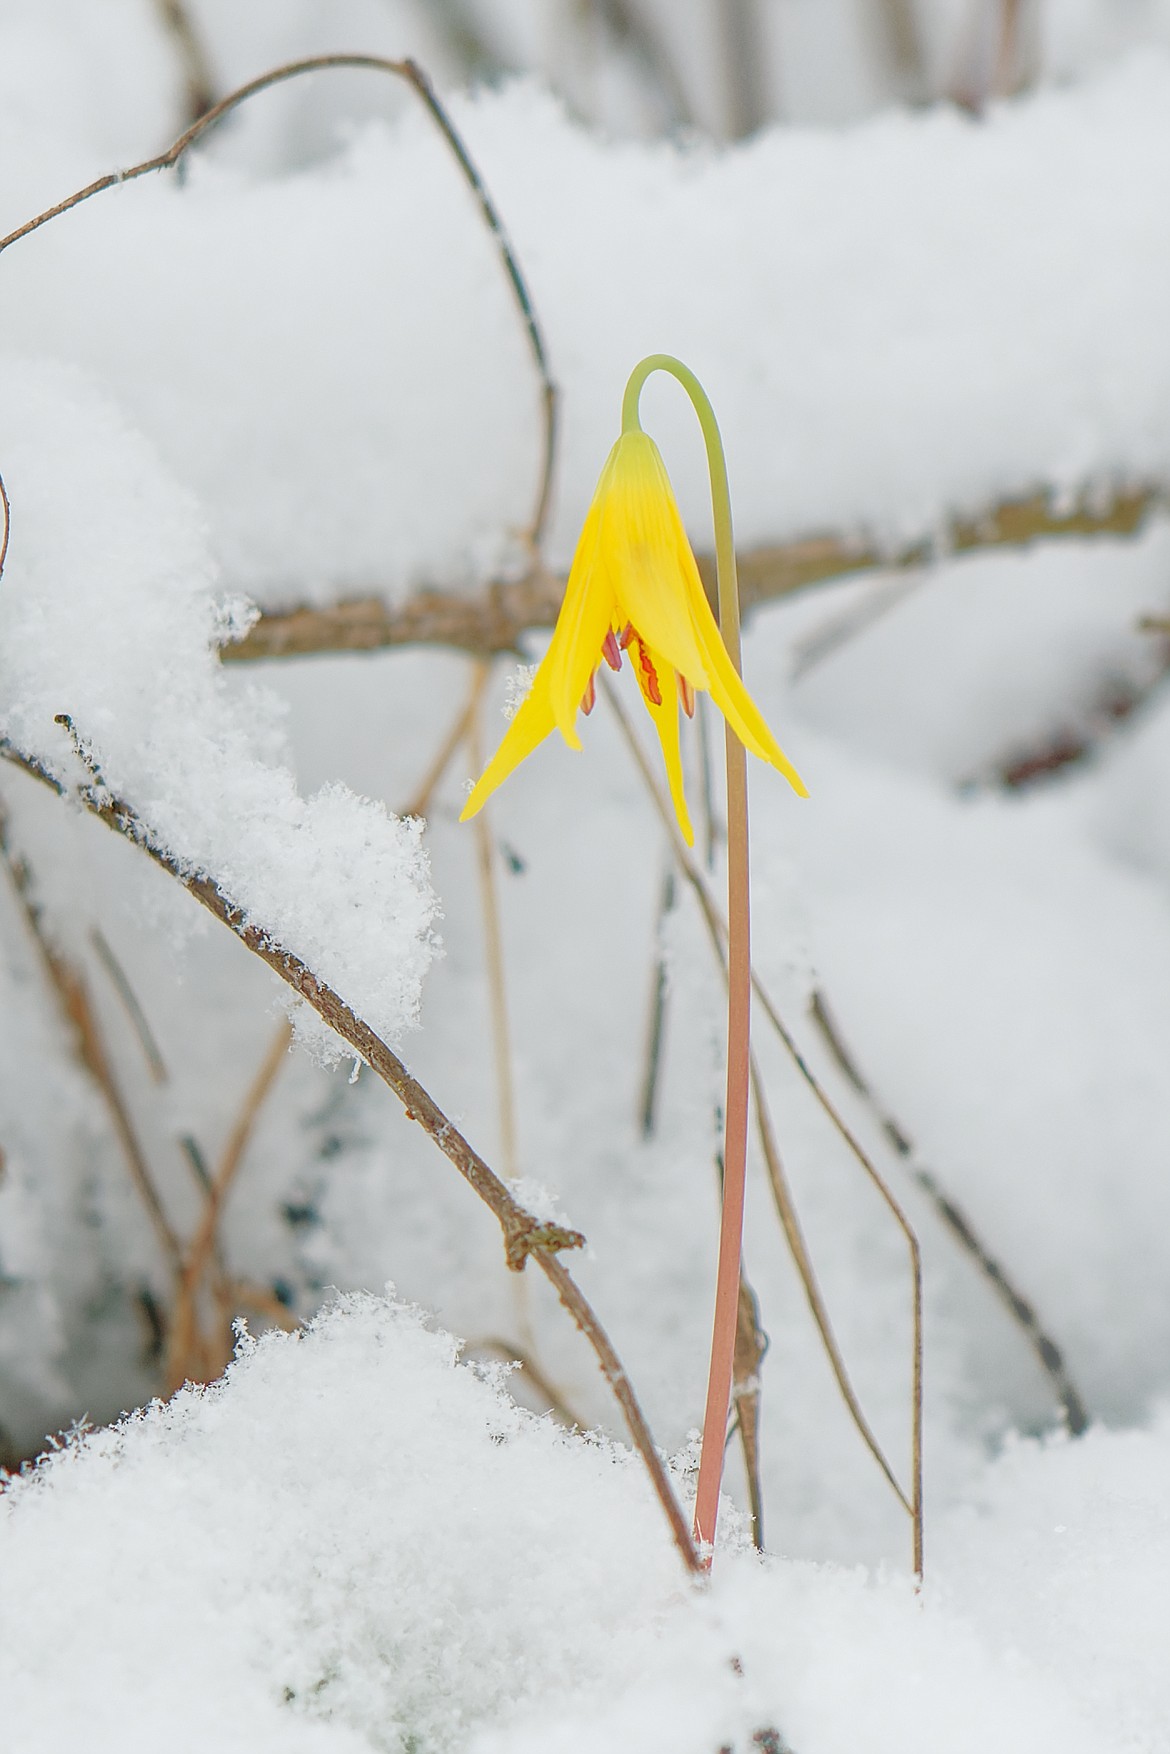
[
  {"xmin": 544, "ymin": 449, "xmax": 621, "ymax": 741},
  {"xmin": 635, "ymin": 640, "xmax": 695, "ymax": 847},
  {"xmin": 603, "ymin": 431, "xmax": 807, "ymax": 798},
  {"xmin": 459, "ymin": 672, "xmax": 558, "ymax": 823},
  {"xmin": 604, "ymin": 433, "xmax": 714, "ymax": 687}
]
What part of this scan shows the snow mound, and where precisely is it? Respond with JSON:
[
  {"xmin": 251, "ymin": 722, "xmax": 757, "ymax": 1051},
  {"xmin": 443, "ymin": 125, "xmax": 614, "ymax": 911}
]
[
  {"xmin": 0, "ymin": 358, "xmax": 436, "ymax": 1045},
  {"xmin": 5, "ymin": 1291, "xmax": 1165, "ymax": 1754}
]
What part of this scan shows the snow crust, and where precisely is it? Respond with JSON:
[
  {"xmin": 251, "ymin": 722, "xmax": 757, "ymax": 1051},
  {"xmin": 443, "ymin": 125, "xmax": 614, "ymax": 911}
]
[{"xmin": 5, "ymin": 1292, "xmax": 1164, "ymax": 1754}]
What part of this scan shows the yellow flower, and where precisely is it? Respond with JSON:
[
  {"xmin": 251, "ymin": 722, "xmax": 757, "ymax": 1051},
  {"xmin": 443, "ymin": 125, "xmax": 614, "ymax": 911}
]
[{"xmin": 460, "ymin": 429, "xmax": 806, "ymax": 845}]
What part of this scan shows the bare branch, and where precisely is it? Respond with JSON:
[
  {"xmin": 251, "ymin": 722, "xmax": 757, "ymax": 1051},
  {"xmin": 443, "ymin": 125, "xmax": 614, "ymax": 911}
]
[
  {"xmin": 223, "ymin": 482, "xmax": 1163, "ymax": 663},
  {"xmin": 466, "ymin": 1335, "xmax": 584, "ymax": 1428},
  {"xmin": 0, "ymin": 470, "xmax": 9, "ymax": 582},
  {"xmin": 809, "ymin": 988, "xmax": 1089, "ymax": 1434},
  {"xmin": 89, "ymin": 925, "xmax": 170, "ymax": 1084},
  {"xmin": 0, "ymin": 54, "xmax": 557, "ymax": 550},
  {"xmin": 166, "ymin": 1018, "xmax": 294, "ymax": 1393},
  {"xmin": 604, "ymin": 677, "xmax": 923, "ymax": 1575},
  {"xmin": 153, "ymin": 0, "xmax": 217, "ymax": 125},
  {"xmin": 0, "ymin": 793, "xmax": 182, "ymax": 1270},
  {"xmin": 0, "ymin": 737, "xmax": 700, "ymax": 1575}
]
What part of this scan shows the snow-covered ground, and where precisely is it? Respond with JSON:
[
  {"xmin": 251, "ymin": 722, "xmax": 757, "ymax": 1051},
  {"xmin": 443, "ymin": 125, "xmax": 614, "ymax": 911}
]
[{"xmin": 3, "ymin": 4, "xmax": 1170, "ymax": 1750}]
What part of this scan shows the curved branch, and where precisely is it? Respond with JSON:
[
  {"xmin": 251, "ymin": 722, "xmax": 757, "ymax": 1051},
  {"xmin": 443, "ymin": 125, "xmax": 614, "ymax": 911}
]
[
  {"xmin": 0, "ymin": 735, "xmax": 700, "ymax": 1576},
  {"xmin": 222, "ymin": 482, "xmax": 1163, "ymax": 663},
  {"xmin": 0, "ymin": 53, "xmax": 557, "ymax": 550}
]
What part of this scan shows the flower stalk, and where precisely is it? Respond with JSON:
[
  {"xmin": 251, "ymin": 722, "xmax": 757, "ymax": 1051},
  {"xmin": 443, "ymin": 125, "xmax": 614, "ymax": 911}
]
[
  {"xmin": 464, "ymin": 352, "xmax": 805, "ymax": 1564},
  {"xmin": 622, "ymin": 355, "xmax": 754, "ymax": 1560}
]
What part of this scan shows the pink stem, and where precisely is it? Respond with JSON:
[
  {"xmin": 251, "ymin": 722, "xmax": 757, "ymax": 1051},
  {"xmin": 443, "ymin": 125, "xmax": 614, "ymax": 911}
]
[{"xmin": 692, "ymin": 728, "xmax": 751, "ymax": 1558}]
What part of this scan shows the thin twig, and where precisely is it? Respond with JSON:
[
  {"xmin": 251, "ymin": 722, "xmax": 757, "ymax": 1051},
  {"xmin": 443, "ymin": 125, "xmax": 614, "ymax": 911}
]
[
  {"xmin": 750, "ymin": 1049, "xmax": 912, "ymax": 1513},
  {"xmin": 0, "ymin": 794, "xmax": 182, "ymax": 1270},
  {"xmin": 0, "ymin": 53, "xmax": 557, "ymax": 550},
  {"xmin": 467, "ymin": 1335, "xmax": 584, "ymax": 1427},
  {"xmin": 0, "ymin": 737, "xmax": 701, "ymax": 1574},
  {"xmin": 731, "ymin": 1272, "xmax": 767, "ymax": 1549},
  {"xmin": 638, "ymin": 865, "xmax": 675, "ymax": 1138},
  {"xmin": 401, "ymin": 661, "xmax": 489, "ymax": 817},
  {"xmin": 153, "ymin": 0, "xmax": 217, "ymax": 125},
  {"xmin": 222, "ymin": 1277, "xmax": 300, "ymax": 1333},
  {"xmin": 0, "ymin": 471, "xmax": 9, "ymax": 582},
  {"xmin": 604, "ymin": 678, "xmax": 923, "ymax": 1575},
  {"xmin": 590, "ymin": 0, "xmax": 695, "ymax": 131},
  {"xmin": 809, "ymin": 988, "xmax": 1088, "ymax": 1434},
  {"xmin": 89, "ymin": 926, "xmax": 169, "ymax": 1083},
  {"xmin": 166, "ymin": 1017, "xmax": 293, "ymax": 1390},
  {"xmin": 467, "ymin": 662, "xmax": 519, "ymax": 1176},
  {"xmin": 222, "ymin": 482, "xmax": 1163, "ymax": 663}
]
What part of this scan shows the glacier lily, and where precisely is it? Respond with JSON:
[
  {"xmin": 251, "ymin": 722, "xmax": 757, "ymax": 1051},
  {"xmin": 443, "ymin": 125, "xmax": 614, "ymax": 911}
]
[{"xmin": 459, "ymin": 399, "xmax": 805, "ymax": 845}]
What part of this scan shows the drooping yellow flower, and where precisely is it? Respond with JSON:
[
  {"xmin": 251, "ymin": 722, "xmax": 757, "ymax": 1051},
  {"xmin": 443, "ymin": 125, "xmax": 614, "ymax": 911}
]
[{"xmin": 460, "ymin": 428, "xmax": 806, "ymax": 845}]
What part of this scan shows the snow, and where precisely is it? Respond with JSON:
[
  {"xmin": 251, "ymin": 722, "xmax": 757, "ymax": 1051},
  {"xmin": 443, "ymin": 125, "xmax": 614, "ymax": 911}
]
[
  {"xmin": 0, "ymin": 357, "xmax": 438, "ymax": 1049},
  {"xmin": 5, "ymin": 53, "xmax": 1170, "ymax": 598},
  {"xmin": 4, "ymin": 6, "xmax": 1170, "ymax": 1750},
  {"xmin": 5, "ymin": 1290, "xmax": 1166, "ymax": 1754}
]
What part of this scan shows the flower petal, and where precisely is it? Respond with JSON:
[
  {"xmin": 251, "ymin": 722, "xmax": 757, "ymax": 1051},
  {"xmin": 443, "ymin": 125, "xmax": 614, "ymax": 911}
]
[
  {"xmin": 606, "ymin": 432, "xmax": 806, "ymax": 797},
  {"xmin": 636, "ymin": 639, "xmax": 695, "ymax": 847},
  {"xmin": 544, "ymin": 449, "xmax": 621, "ymax": 740},
  {"xmin": 458, "ymin": 672, "xmax": 558, "ymax": 823}
]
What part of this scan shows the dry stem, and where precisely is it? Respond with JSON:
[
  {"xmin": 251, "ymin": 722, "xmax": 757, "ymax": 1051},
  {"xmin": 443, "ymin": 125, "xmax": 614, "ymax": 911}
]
[
  {"xmin": 809, "ymin": 988, "xmax": 1088, "ymax": 1434},
  {"xmin": 89, "ymin": 925, "xmax": 170, "ymax": 1084},
  {"xmin": 222, "ymin": 483, "xmax": 1162, "ymax": 662},
  {"xmin": 467, "ymin": 1335, "xmax": 584, "ymax": 1427},
  {"xmin": 0, "ymin": 794, "xmax": 183, "ymax": 1272},
  {"xmin": 153, "ymin": 0, "xmax": 216, "ymax": 124},
  {"xmin": 467, "ymin": 662, "xmax": 519, "ymax": 1176},
  {"xmin": 0, "ymin": 735, "xmax": 700, "ymax": 1575},
  {"xmin": 0, "ymin": 53, "xmax": 557, "ymax": 549},
  {"xmin": 166, "ymin": 1017, "xmax": 294, "ymax": 1391},
  {"xmin": 731, "ymin": 1273, "xmax": 767, "ymax": 1549},
  {"xmin": 605, "ymin": 679, "xmax": 923, "ymax": 1575},
  {"xmin": 401, "ymin": 662, "xmax": 489, "ymax": 817}
]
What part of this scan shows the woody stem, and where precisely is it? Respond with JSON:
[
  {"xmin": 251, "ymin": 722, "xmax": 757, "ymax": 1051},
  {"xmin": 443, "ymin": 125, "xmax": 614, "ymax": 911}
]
[{"xmin": 623, "ymin": 355, "xmax": 750, "ymax": 1564}]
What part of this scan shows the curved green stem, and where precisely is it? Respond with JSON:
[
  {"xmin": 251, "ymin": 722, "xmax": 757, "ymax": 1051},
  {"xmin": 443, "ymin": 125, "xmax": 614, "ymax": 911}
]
[{"xmin": 623, "ymin": 355, "xmax": 750, "ymax": 1562}]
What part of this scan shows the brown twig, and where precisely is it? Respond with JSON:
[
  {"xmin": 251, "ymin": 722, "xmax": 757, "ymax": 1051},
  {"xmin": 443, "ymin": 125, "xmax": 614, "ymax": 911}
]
[
  {"xmin": 809, "ymin": 988, "xmax": 1088, "ymax": 1434},
  {"xmin": 466, "ymin": 1335, "xmax": 584, "ymax": 1427},
  {"xmin": 743, "ymin": 963, "xmax": 924, "ymax": 1577},
  {"xmin": 221, "ymin": 1277, "xmax": 300, "ymax": 1333},
  {"xmin": 222, "ymin": 482, "xmax": 1163, "ymax": 662},
  {"xmin": 0, "ymin": 793, "xmax": 182, "ymax": 1271},
  {"xmin": 0, "ymin": 736, "xmax": 700, "ymax": 1574},
  {"xmin": 591, "ymin": 0, "xmax": 695, "ymax": 132},
  {"xmin": 166, "ymin": 1017, "xmax": 293, "ymax": 1390},
  {"xmin": 467, "ymin": 662, "xmax": 519, "ymax": 1176},
  {"xmin": 604, "ymin": 678, "xmax": 923, "ymax": 1574},
  {"xmin": 750, "ymin": 1049, "xmax": 911, "ymax": 1513},
  {"xmin": 731, "ymin": 1272, "xmax": 767, "ymax": 1549},
  {"xmin": 638, "ymin": 865, "xmax": 676, "ymax": 1138},
  {"xmin": 153, "ymin": 0, "xmax": 217, "ymax": 125},
  {"xmin": 89, "ymin": 925, "xmax": 169, "ymax": 1084},
  {"xmin": 0, "ymin": 53, "xmax": 557, "ymax": 552},
  {"xmin": 0, "ymin": 470, "xmax": 9, "ymax": 583},
  {"xmin": 401, "ymin": 660, "xmax": 491, "ymax": 817}
]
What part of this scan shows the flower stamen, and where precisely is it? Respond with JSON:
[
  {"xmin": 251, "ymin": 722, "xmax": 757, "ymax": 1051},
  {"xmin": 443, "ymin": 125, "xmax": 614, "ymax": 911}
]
[
  {"xmin": 601, "ymin": 629, "xmax": 624, "ymax": 672},
  {"xmin": 632, "ymin": 636, "xmax": 663, "ymax": 707},
  {"xmin": 581, "ymin": 671, "xmax": 597, "ymax": 716},
  {"xmin": 677, "ymin": 673, "xmax": 696, "ymax": 719}
]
